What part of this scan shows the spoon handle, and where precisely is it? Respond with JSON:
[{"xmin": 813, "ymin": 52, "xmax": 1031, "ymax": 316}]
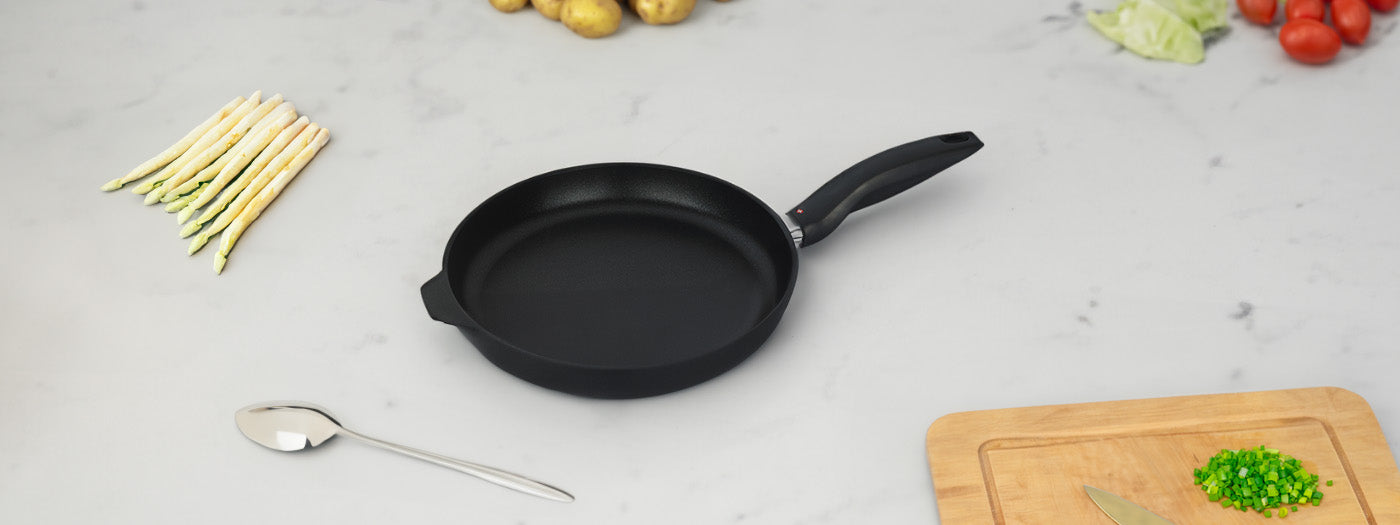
[{"xmin": 335, "ymin": 427, "xmax": 574, "ymax": 503}]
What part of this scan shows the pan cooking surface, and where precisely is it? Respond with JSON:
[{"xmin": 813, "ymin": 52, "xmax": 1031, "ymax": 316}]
[{"xmin": 459, "ymin": 201, "xmax": 784, "ymax": 368}]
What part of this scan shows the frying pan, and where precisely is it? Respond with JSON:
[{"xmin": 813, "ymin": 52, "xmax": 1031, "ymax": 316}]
[{"xmin": 422, "ymin": 131, "xmax": 983, "ymax": 398}]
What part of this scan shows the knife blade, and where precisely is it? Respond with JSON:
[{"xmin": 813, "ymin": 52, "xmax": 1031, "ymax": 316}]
[{"xmin": 1083, "ymin": 485, "xmax": 1175, "ymax": 525}]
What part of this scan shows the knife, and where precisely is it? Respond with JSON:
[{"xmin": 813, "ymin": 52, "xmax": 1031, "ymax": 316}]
[{"xmin": 1083, "ymin": 485, "xmax": 1175, "ymax": 525}]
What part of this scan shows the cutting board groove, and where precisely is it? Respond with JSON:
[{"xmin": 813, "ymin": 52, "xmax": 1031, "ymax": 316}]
[{"xmin": 926, "ymin": 387, "xmax": 1400, "ymax": 524}]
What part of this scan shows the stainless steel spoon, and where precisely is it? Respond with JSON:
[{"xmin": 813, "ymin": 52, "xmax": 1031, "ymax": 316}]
[{"xmin": 234, "ymin": 401, "xmax": 573, "ymax": 502}]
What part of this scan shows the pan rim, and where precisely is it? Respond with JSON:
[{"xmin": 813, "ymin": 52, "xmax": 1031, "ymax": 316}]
[{"xmin": 438, "ymin": 162, "xmax": 801, "ymax": 374}]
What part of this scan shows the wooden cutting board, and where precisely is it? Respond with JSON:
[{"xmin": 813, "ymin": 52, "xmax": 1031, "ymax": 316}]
[{"xmin": 926, "ymin": 387, "xmax": 1400, "ymax": 524}]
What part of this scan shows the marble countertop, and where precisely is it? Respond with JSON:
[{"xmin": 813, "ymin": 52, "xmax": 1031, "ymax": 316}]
[{"xmin": 3, "ymin": 1, "xmax": 1398, "ymax": 523}]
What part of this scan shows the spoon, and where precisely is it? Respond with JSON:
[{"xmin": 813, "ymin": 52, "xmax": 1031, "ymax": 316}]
[{"xmin": 234, "ymin": 401, "xmax": 574, "ymax": 502}]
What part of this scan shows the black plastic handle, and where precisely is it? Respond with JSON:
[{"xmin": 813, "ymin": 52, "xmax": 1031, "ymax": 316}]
[
  {"xmin": 787, "ymin": 131, "xmax": 982, "ymax": 247},
  {"xmin": 420, "ymin": 271, "xmax": 476, "ymax": 328}
]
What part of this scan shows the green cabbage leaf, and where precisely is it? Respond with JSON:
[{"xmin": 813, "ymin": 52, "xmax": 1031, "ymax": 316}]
[{"xmin": 1087, "ymin": 0, "xmax": 1227, "ymax": 64}]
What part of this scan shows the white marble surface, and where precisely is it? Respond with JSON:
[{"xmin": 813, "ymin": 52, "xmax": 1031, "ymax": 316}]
[{"xmin": 3, "ymin": 0, "xmax": 1399, "ymax": 523}]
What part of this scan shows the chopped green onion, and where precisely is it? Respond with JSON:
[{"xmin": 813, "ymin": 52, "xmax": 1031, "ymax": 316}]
[{"xmin": 1193, "ymin": 445, "xmax": 1327, "ymax": 516}]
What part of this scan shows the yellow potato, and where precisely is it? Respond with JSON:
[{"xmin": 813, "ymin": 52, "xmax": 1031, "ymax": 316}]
[
  {"xmin": 561, "ymin": 0, "xmax": 621, "ymax": 38},
  {"xmin": 490, "ymin": 0, "xmax": 529, "ymax": 13},
  {"xmin": 534, "ymin": 0, "xmax": 565, "ymax": 19},
  {"xmin": 629, "ymin": 0, "xmax": 694, "ymax": 24}
]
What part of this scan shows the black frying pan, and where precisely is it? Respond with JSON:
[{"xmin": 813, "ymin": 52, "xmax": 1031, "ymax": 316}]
[{"xmin": 422, "ymin": 131, "xmax": 983, "ymax": 399}]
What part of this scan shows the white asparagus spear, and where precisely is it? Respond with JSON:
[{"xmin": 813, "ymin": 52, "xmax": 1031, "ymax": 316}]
[
  {"xmin": 162, "ymin": 162, "xmax": 232, "ymax": 215},
  {"xmin": 214, "ymin": 127, "xmax": 329, "ymax": 273},
  {"xmin": 101, "ymin": 96, "xmax": 244, "ymax": 191},
  {"xmin": 164, "ymin": 188, "xmax": 203, "ymax": 212},
  {"xmin": 178, "ymin": 116, "xmax": 310, "ymax": 227},
  {"xmin": 145, "ymin": 94, "xmax": 285, "ymax": 204},
  {"xmin": 187, "ymin": 123, "xmax": 320, "ymax": 254},
  {"xmin": 158, "ymin": 143, "xmax": 240, "ymax": 207},
  {"xmin": 132, "ymin": 91, "xmax": 261, "ymax": 195},
  {"xmin": 161, "ymin": 103, "xmax": 296, "ymax": 205}
]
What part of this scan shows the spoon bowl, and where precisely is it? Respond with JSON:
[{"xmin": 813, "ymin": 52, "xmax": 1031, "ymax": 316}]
[
  {"xmin": 234, "ymin": 401, "xmax": 573, "ymax": 502},
  {"xmin": 235, "ymin": 402, "xmax": 340, "ymax": 451}
]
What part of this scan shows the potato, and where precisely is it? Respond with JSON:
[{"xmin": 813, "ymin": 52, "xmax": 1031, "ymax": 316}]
[
  {"xmin": 561, "ymin": 0, "xmax": 621, "ymax": 38},
  {"xmin": 629, "ymin": 0, "xmax": 695, "ymax": 24},
  {"xmin": 534, "ymin": 0, "xmax": 565, "ymax": 19},
  {"xmin": 490, "ymin": 0, "xmax": 529, "ymax": 13}
]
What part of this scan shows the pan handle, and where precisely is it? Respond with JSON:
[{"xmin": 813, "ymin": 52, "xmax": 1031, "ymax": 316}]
[
  {"xmin": 421, "ymin": 271, "xmax": 475, "ymax": 328},
  {"xmin": 786, "ymin": 131, "xmax": 982, "ymax": 247}
]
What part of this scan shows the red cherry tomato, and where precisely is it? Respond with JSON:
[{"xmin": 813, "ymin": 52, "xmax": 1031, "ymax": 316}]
[
  {"xmin": 1279, "ymin": 19, "xmax": 1342, "ymax": 64},
  {"xmin": 1366, "ymin": 0, "xmax": 1398, "ymax": 12},
  {"xmin": 1239, "ymin": 0, "xmax": 1278, "ymax": 24},
  {"xmin": 1286, "ymin": 0, "xmax": 1326, "ymax": 20},
  {"xmin": 1332, "ymin": 0, "xmax": 1372, "ymax": 45}
]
